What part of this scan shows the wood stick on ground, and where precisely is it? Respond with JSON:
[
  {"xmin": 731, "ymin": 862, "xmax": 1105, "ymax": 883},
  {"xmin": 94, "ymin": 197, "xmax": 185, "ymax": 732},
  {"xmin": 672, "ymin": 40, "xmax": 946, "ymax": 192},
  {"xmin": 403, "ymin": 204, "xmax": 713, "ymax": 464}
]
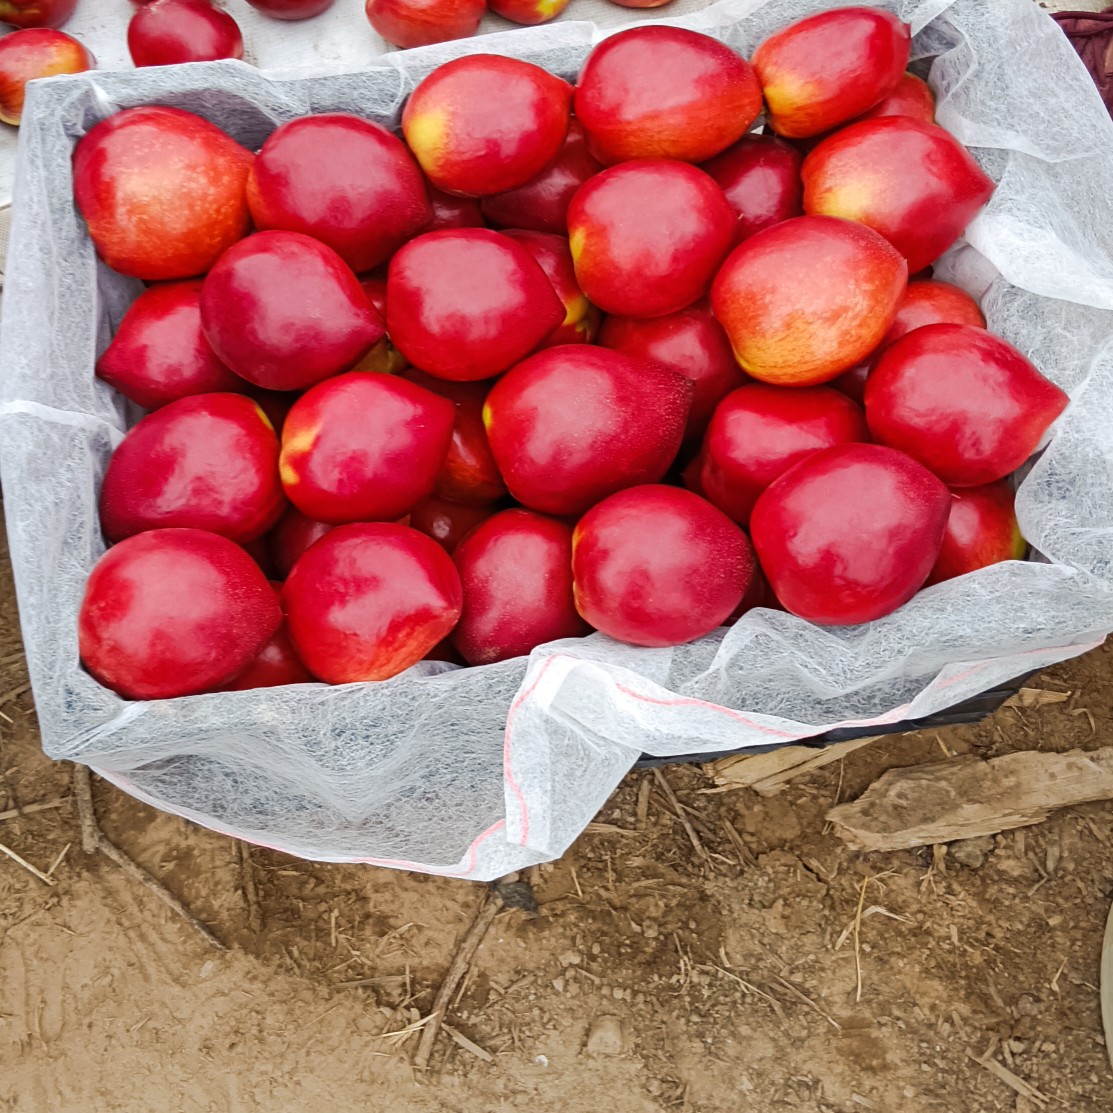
[
  {"xmin": 412, "ymin": 875, "xmax": 517, "ymax": 1072},
  {"xmin": 0, "ymin": 796, "xmax": 68, "ymax": 824},
  {"xmin": 827, "ymin": 747, "xmax": 1113, "ymax": 852},
  {"xmin": 652, "ymin": 768, "xmax": 711, "ymax": 864},
  {"xmin": 965, "ymin": 1049, "xmax": 1049, "ymax": 1107},
  {"xmin": 0, "ymin": 837, "xmax": 56, "ymax": 885},
  {"xmin": 1102, "ymin": 895, "xmax": 1113, "ymax": 1072},
  {"xmin": 72, "ymin": 764, "xmax": 226, "ymax": 951},
  {"xmin": 707, "ymin": 734, "xmax": 883, "ymax": 797},
  {"xmin": 236, "ymin": 840, "xmax": 263, "ymax": 933}
]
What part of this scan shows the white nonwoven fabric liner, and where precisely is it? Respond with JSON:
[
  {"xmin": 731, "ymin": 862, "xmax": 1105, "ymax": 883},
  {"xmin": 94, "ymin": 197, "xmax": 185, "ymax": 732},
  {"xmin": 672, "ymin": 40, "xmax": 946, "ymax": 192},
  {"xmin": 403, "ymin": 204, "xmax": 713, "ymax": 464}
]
[{"xmin": 2, "ymin": 0, "xmax": 1113, "ymax": 880}]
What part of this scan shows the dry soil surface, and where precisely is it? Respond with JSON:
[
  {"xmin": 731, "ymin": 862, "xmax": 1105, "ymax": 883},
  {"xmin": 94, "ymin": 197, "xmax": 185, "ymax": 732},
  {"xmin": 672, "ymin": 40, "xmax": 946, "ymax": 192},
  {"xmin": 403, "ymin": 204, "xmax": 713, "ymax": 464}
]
[{"xmin": 1, "ymin": 513, "xmax": 1112, "ymax": 1113}]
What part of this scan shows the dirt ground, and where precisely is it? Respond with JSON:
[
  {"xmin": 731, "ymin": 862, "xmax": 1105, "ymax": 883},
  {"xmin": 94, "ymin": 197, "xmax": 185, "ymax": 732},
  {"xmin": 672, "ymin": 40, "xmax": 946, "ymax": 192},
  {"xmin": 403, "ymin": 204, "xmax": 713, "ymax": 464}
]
[{"xmin": 2, "ymin": 512, "xmax": 1112, "ymax": 1113}]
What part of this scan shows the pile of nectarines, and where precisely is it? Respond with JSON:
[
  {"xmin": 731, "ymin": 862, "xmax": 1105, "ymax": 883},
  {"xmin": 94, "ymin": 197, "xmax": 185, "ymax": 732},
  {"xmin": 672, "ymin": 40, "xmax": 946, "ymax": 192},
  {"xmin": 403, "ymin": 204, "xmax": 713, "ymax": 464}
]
[{"xmin": 72, "ymin": 7, "xmax": 1068, "ymax": 700}]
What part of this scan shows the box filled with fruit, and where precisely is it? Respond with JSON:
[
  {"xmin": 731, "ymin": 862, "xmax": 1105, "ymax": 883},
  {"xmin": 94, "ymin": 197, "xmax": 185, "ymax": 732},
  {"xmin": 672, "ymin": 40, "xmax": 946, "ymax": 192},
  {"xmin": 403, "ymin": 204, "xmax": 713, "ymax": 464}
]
[{"xmin": 2, "ymin": 0, "xmax": 1113, "ymax": 878}]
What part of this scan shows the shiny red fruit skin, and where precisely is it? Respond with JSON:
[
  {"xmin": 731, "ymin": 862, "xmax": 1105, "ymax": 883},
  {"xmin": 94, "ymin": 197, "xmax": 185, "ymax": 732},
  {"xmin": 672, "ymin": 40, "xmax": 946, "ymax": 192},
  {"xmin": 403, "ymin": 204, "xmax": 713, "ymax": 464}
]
[
  {"xmin": 700, "ymin": 384, "xmax": 868, "ymax": 525},
  {"xmin": 246, "ymin": 0, "xmax": 334, "ymax": 18},
  {"xmin": 882, "ymin": 279, "xmax": 985, "ymax": 345},
  {"xmin": 96, "ymin": 280, "xmax": 242, "ymax": 409},
  {"xmin": 72, "ymin": 106, "xmax": 252, "ymax": 281},
  {"xmin": 423, "ymin": 185, "xmax": 485, "ymax": 231},
  {"xmin": 452, "ymin": 509, "xmax": 590, "ymax": 665},
  {"xmin": 701, "ymin": 134, "xmax": 804, "ymax": 243},
  {"xmin": 710, "ymin": 214, "xmax": 908, "ymax": 386},
  {"xmin": 128, "ymin": 0, "xmax": 243, "ymax": 66},
  {"xmin": 247, "ymin": 114, "xmax": 431, "ymax": 274},
  {"xmin": 926, "ymin": 481, "xmax": 1025, "ymax": 586},
  {"xmin": 489, "ymin": 0, "xmax": 570, "ymax": 26},
  {"xmin": 568, "ymin": 160, "xmax": 735, "ymax": 318},
  {"xmin": 79, "ymin": 528, "xmax": 282, "ymax": 700},
  {"xmin": 225, "ymin": 628, "xmax": 313, "ymax": 689},
  {"xmin": 402, "ymin": 55, "xmax": 572, "ymax": 197},
  {"xmin": 280, "ymin": 372, "xmax": 455, "ymax": 523},
  {"xmin": 0, "ymin": 28, "xmax": 93, "ymax": 125},
  {"xmin": 402, "ymin": 371, "xmax": 506, "ymax": 506},
  {"xmin": 574, "ymin": 26, "xmax": 761, "ymax": 165},
  {"xmin": 802, "ymin": 116, "xmax": 995, "ymax": 273},
  {"xmin": 483, "ymin": 345, "xmax": 692, "ymax": 517},
  {"xmin": 409, "ymin": 495, "xmax": 496, "ymax": 553},
  {"xmin": 0, "ymin": 0, "xmax": 78, "ymax": 29},
  {"xmin": 480, "ymin": 120, "xmax": 602, "ymax": 235},
  {"xmin": 99, "ymin": 393, "xmax": 285, "ymax": 544},
  {"xmin": 865, "ymin": 323, "xmax": 1069, "ymax": 487},
  {"xmin": 750, "ymin": 443, "xmax": 951, "ymax": 626},
  {"xmin": 858, "ymin": 71, "xmax": 935, "ymax": 123},
  {"xmin": 269, "ymin": 506, "xmax": 334, "ymax": 578},
  {"xmin": 200, "ymin": 230, "xmax": 384, "ymax": 392},
  {"xmin": 598, "ymin": 299, "xmax": 745, "ymax": 440},
  {"xmin": 386, "ymin": 229, "xmax": 564, "ymax": 382},
  {"xmin": 365, "ymin": 0, "xmax": 483, "ymax": 48},
  {"xmin": 753, "ymin": 8, "xmax": 910, "ymax": 138},
  {"xmin": 572, "ymin": 485, "xmax": 754, "ymax": 647},
  {"xmin": 830, "ymin": 279, "xmax": 984, "ymax": 403},
  {"xmin": 283, "ymin": 523, "xmax": 463, "ymax": 684},
  {"xmin": 503, "ymin": 229, "xmax": 599, "ymax": 347}
]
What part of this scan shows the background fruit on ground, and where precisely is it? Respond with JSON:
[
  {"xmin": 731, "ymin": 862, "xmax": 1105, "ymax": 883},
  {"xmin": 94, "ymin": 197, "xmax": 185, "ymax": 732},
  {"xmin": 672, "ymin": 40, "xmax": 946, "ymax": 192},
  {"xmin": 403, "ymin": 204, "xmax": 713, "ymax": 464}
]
[
  {"xmin": 503, "ymin": 230, "xmax": 599, "ymax": 346},
  {"xmin": 574, "ymin": 26, "xmax": 761, "ymax": 164},
  {"xmin": 386, "ymin": 229, "xmax": 564, "ymax": 382},
  {"xmin": 865, "ymin": 323, "xmax": 1069, "ymax": 486},
  {"xmin": 282, "ymin": 523, "xmax": 463, "ymax": 684},
  {"xmin": 246, "ymin": 0, "xmax": 334, "ymax": 17},
  {"xmin": 0, "ymin": 0, "xmax": 79, "ymax": 28},
  {"xmin": 365, "ymin": 0, "xmax": 484, "ymax": 49},
  {"xmin": 279, "ymin": 372, "xmax": 455, "ymax": 523},
  {"xmin": 402, "ymin": 55, "xmax": 572, "ymax": 197},
  {"xmin": 0, "ymin": 27, "xmax": 93, "ymax": 125},
  {"xmin": 488, "ymin": 0, "xmax": 571, "ymax": 26},
  {"xmin": 247, "ymin": 114, "xmax": 431, "ymax": 274},
  {"xmin": 99, "ymin": 393, "xmax": 286, "ymax": 544},
  {"xmin": 79, "ymin": 528, "xmax": 282, "ymax": 700},
  {"xmin": 73, "ymin": 106, "xmax": 252, "ymax": 280},
  {"xmin": 451, "ymin": 509, "xmax": 590, "ymax": 665},
  {"xmin": 567, "ymin": 159, "xmax": 736, "ymax": 318},
  {"xmin": 480, "ymin": 120, "xmax": 603, "ymax": 235},
  {"xmin": 598, "ymin": 300, "xmax": 746, "ymax": 441},
  {"xmin": 699, "ymin": 384, "xmax": 868, "ymax": 525},
  {"xmin": 749, "ymin": 443, "xmax": 951, "ymax": 626},
  {"xmin": 128, "ymin": 0, "xmax": 243, "ymax": 67},
  {"xmin": 752, "ymin": 7, "xmax": 910, "ymax": 138},
  {"xmin": 572, "ymin": 485, "xmax": 755, "ymax": 647},
  {"xmin": 200, "ymin": 230, "xmax": 384, "ymax": 391},
  {"xmin": 802, "ymin": 116, "xmax": 995, "ymax": 273},
  {"xmin": 711, "ymin": 214, "xmax": 907, "ymax": 386},
  {"xmin": 926, "ymin": 481, "xmax": 1026, "ymax": 586},
  {"xmin": 483, "ymin": 345, "xmax": 692, "ymax": 517},
  {"xmin": 95, "ymin": 280, "xmax": 243, "ymax": 410},
  {"xmin": 701, "ymin": 133, "xmax": 804, "ymax": 243}
]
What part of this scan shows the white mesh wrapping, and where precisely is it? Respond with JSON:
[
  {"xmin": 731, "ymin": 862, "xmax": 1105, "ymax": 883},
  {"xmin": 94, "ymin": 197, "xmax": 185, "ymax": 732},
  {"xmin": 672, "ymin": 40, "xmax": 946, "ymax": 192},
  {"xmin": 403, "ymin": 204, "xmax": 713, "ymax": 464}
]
[{"xmin": 2, "ymin": 0, "xmax": 1112, "ymax": 879}]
